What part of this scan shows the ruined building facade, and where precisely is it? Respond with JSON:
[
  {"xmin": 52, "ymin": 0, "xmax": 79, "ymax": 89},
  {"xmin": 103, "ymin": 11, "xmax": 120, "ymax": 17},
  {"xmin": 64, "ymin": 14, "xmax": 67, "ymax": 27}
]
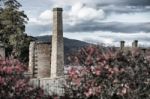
[
  {"xmin": 28, "ymin": 42, "xmax": 51, "ymax": 78},
  {"xmin": 29, "ymin": 8, "xmax": 64, "ymax": 79},
  {"xmin": 28, "ymin": 7, "xmax": 149, "ymax": 95},
  {"xmin": 29, "ymin": 8, "xmax": 65, "ymax": 95}
]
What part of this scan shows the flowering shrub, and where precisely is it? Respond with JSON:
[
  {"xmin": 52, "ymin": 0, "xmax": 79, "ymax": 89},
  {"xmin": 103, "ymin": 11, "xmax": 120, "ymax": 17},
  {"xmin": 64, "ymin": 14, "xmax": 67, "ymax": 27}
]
[
  {"xmin": 65, "ymin": 46, "xmax": 150, "ymax": 99},
  {"xmin": 66, "ymin": 45, "xmax": 116, "ymax": 66},
  {"xmin": 0, "ymin": 58, "xmax": 50, "ymax": 99},
  {"xmin": 1, "ymin": 46, "xmax": 150, "ymax": 99}
]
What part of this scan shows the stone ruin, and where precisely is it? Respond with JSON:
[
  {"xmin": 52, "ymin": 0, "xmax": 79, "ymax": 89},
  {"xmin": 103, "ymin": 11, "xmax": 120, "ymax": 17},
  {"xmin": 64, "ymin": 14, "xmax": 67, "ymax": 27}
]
[
  {"xmin": 51, "ymin": 8, "xmax": 64, "ymax": 78},
  {"xmin": 0, "ymin": 41, "xmax": 5, "ymax": 59},
  {"xmin": 0, "ymin": 6, "xmax": 148, "ymax": 96},
  {"xmin": 119, "ymin": 40, "xmax": 149, "ymax": 54},
  {"xmin": 28, "ymin": 8, "xmax": 65, "ymax": 95},
  {"xmin": 28, "ymin": 7, "xmax": 149, "ymax": 95},
  {"xmin": 28, "ymin": 42, "xmax": 51, "ymax": 78},
  {"xmin": 120, "ymin": 40, "xmax": 138, "ymax": 49},
  {"xmin": 132, "ymin": 40, "xmax": 138, "ymax": 48},
  {"xmin": 120, "ymin": 41, "xmax": 125, "ymax": 49}
]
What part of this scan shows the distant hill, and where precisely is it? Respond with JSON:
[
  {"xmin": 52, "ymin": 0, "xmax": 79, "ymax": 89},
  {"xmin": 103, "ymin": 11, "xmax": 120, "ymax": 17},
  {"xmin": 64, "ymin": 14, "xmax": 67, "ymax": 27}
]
[
  {"xmin": 35, "ymin": 35, "xmax": 120, "ymax": 64},
  {"xmin": 36, "ymin": 35, "xmax": 90, "ymax": 54}
]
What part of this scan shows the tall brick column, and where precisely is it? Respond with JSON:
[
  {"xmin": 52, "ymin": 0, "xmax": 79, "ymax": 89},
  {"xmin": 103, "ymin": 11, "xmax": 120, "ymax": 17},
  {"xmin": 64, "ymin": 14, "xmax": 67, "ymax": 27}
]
[
  {"xmin": 120, "ymin": 41, "xmax": 125, "ymax": 49},
  {"xmin": 132, "ymin": 40, "xmax": 138, "ymax": 48},
  {"xmin": 30, "ymin": 8, "xmax": 65, "ymax": 96},
  {"xmin": 51, "ymin": 8, "xmax": 64, "ymax": 78}
]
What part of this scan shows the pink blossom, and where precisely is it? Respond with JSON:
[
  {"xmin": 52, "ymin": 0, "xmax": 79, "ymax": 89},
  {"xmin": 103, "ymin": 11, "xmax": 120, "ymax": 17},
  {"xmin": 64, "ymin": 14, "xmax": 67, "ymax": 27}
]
[
  {"xmin": 121, "ymin": 87, "xmax": 127, "ymax": 95},
  {"xmin": 0, "ymin": 76, "xmax": 4, "ymax": 84},
  {"xmin": 95, "ymin": 69, "xmax": 101, "ymax": 76},
  {"xmin": 84, "ymin": 88, "xmax": 93, "ymax": 97},
  {"xmin": 113, "ymin": 67, "xmax": 119, "ymax": 73}
]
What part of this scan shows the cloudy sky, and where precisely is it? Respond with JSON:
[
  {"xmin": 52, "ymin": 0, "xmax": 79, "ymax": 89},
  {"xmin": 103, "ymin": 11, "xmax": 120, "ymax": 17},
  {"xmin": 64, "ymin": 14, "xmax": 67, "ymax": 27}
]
[{"xmin": 19, "ymin": 0, "xmax": 150, "ymax": 47}]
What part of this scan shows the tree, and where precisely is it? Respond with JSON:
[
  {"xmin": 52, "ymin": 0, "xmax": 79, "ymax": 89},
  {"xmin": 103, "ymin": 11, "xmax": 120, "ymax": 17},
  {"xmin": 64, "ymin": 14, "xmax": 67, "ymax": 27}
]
[{"xmin": 0, "ymin": 0, "xmax": 33, "ymax": 62}]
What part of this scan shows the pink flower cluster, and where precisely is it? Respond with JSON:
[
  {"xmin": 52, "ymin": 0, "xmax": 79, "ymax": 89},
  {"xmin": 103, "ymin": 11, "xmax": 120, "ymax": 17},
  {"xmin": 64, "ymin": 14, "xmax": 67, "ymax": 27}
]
[
  {"xmin": 65, "ymin": 45, "xmax": 150, "ymax": 99},
  {"xmin": 0, "ymin": 59, "xmax": 50, "ymax": 99}
]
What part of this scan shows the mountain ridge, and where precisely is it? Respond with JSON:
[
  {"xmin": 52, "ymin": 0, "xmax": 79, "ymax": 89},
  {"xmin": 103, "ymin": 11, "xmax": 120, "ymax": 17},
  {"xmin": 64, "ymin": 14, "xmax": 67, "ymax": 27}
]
[{"xmin": 35, "ymin": 35, "xmax": 90, "ymax": 53}]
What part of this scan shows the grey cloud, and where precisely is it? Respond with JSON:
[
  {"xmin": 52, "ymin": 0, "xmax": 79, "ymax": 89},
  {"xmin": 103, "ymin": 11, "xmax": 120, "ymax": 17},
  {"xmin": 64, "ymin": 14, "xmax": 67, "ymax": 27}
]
[
  {"xmin": 26, "ymin": 24, "xmax": 52, "ymax": 36},
  {"xmin": 106, "ymin": 35, "xmax": 150, "ymax": 42},
  {"xmin": 64, "ymin": 22, "xmax": 150, "ymax": 33},
  {"xmin": 125, "ymin": 0, "xmax": 150, "ymax": 6},
  {"xmin": 102, "ymin": 6, "xmax": 150, "ymax": 14},
  {"xmin": 27, "ymin": 20, "xmax": 150, "ymax": 37},
  {"xmin": 21, "ymin": 0, "xmax": 150, "ymax": 37},
  {"xmin": 19, "ymin": 0, "xmax": 54, "ymax": 17},
  {"xmin": 113, "ymin": 38, "xmax": 150, "ymax": 43},
  {"xmin": 97, "ymin": 0, "xmax": 150, "ymax": 6},
  {"xmin": 95, "ymin": 0, "xmax": 150, "ymax": 14}
]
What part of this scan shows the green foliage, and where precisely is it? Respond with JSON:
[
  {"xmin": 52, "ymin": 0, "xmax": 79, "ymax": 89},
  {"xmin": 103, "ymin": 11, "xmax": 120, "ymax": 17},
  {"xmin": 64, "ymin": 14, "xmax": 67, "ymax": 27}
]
[{"xmin": 0, "ymin": 0, "xmax": 33, "ymax": 62}]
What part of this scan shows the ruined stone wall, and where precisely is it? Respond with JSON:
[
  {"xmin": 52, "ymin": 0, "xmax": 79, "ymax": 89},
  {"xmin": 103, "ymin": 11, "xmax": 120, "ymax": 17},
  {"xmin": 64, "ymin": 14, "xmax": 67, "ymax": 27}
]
[
  {"xmin": 0, "ymin": 42, "xmax": 5, "ymax": 58},
  {"xmin": 30, "ymin": 77, "xmax": 65, "ymax": 96},
  {"xmin": 120, "ymin": 41, "xmax": 125, "ymax": 49},
  {"xmin": 28, "ymin": 42, "xmax": 51, "ymax": 78},
  {"xmin": 36, "ymin": 42, "xmax": 51, "ymax": 78},
  {"xmin": 28, "ymin": 42, "xmax": 36, "ymax": 77},
  {"xmin": 132, "ymin": 40, "xmax": 138, "ymax": 48},
  {"xmin": 29, "ymin": 7, "xmax": 65, "ymax": 96}
]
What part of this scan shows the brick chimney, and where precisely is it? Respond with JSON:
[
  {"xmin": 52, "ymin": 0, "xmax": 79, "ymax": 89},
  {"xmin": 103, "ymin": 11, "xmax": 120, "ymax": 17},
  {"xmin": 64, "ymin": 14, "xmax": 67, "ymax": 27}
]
[
  {"xmin": 132, "ymin": 40, "xmax": 138, "ymax": 48},
  {"xmin": 51, "ymin": 8, "xmax": 64, "ymax": 78},
  {"xmin": 120, "ymin": 41, "xmax": 125, "ymax": 49}
]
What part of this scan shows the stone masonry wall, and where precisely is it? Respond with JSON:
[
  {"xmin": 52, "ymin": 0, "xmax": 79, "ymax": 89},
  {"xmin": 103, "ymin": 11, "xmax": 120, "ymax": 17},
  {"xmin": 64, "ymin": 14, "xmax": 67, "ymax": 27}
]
[
  {"xmin": 28, "ymin": 42, "xmax": 36, "ymax": 77},
  {"xmin": 0, "ymin": 42, "xmax": 5, "ymax": 58},
  {"xmin": 51, "ymin": 8, "xmax": 64, "ymax": 78},
  {"xmin": 36, "ymin": 42, "xmax": 51, "ymax": 78},
  {"xmin": 28, "ymin": 42, "xmax": 51, "ymax": 78},
  {"xmin": 30, "ymin": 77, "xmax": 65, "ymax": 96}
]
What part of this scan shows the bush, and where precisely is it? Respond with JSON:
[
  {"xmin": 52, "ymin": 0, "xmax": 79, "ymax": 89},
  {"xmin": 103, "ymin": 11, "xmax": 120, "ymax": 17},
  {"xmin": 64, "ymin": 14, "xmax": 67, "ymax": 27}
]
[
  {"xmin": 0, "ymin": 58, "xmax": 50, "ymax": 99},
  {"xmin": 65, "ymin": 46, "xmax": 150, "ymax": 99},
  {"xmin": 1, "ymin": 46, "xmax": 149, "ymax": 99}
]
